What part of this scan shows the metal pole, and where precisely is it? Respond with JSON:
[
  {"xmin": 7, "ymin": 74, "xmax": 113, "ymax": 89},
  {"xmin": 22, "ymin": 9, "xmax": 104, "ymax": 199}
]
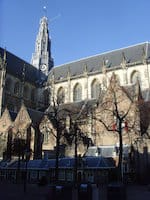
[
  {"xmin": 23, "ymin": 158, "xmax": 28, "ymax": 193},
  {"xmin": 23, "ymin": 150, "xmax": 30, "ymax": 193}
]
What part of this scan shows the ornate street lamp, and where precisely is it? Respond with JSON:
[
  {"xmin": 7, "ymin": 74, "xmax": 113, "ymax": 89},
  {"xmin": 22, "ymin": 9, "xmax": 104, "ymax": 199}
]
[{"xmin": 23, "ymin": 148, "xmax": 32, "ymax": 193}]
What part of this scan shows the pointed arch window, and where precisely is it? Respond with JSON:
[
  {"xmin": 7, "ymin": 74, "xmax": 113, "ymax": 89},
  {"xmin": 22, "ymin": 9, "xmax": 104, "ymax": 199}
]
[
  {"xmin": 23, "ymin": 85, "xmax": 30, "ymax": 99},
  {"xmin": 131, "ymin": 71, "xmax": 141, "ymax": 84},
  {"xmin": 57, "ymin": 87, "xmax": 65, "ymax": 104},
  {"xmin": 91, "ymin": 79, "xmax": 101, "ymax": 99},
  {"xmin": 14, "ymin": 82, "xmax": 20, "ymax": 95},
  {"xmin": 31, "ymin": 89, "xmax": 35, "ymax": 102},
  {"xmin": 43, "ymin": 89, "xmax": 49, "ymax": 106},
  {"xmin": 43, "ymin": 131, "xmax": 50, "ymax": 144},
  {"xmin": 115, "ymin": 74, "xmax": 120, "ymax": 85},
  {"xmin": 73, "ymin": 83, "xmax": 82, "ymax": 102},
  {"xmin": 5, "ymin": 78, "xmax": 12, "ymax": 92}
]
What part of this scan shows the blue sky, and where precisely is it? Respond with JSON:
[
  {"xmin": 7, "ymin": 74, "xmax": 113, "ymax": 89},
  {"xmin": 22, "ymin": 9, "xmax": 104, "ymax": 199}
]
[{"xmin": 1, "ymin": 0, "xmax": 150, "ymax": 66}]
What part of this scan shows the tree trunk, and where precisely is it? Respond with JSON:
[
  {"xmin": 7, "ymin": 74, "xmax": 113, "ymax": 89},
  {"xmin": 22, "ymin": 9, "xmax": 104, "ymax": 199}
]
[
  {"xmin": 118, "ymin": 119, "xmax": 123, "ymax": 182},
  {"xmin": 55, "ymin": 128, "xmax": 60, "ymax": 183},
  {"xmin": 74, "ymin": 126, "xmax": 78, "ymax": 185}
]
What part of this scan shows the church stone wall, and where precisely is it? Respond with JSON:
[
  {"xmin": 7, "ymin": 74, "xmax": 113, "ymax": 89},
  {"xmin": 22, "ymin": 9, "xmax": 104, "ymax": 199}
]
[
  {"xmin": 4, "ymin": 74, "xmax": 38, "ymax": 112},
  {"xmin": 50, "ymin": 62, "xmax": 150, "ymax": 105},
  {"xmin": 127, "ymin": 64, "xmax": 150, "ymax": 89}
]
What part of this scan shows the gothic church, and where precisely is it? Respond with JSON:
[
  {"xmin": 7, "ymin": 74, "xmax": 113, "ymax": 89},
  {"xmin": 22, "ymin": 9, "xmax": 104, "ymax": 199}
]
[{"xmin": 0, "ymin": 15, "xmax": 150, "ymax": 161}]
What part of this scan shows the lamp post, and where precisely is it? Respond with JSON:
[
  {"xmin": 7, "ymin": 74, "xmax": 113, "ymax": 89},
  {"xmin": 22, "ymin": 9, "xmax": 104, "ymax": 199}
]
[
  {"xmin": 14, "ymin": 135, "xmax": 21, "ymax": 183},
  {"xmin": 74, "ymin": 123, "xmax": 78, "ymax": 186},
  {"xmin": 23, "ymin": 149, "xmax": 31, "ymax": 193}
]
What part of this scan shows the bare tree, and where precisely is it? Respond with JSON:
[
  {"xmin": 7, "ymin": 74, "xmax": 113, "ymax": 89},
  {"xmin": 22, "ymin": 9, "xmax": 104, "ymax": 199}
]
[
  {"xmin": 64, "ymin": 101, "xmax": 94, "ymax": 184},
  {"xmin": 44, "ymin": 96, "xmax": 92, "ymax": 183},
  {"xmin": 45, "ymin": 97, "xmax": 66, "ymax": 183},
  {"xmin": 45, "ymin": 73, "xmax": 141, "ymax": 183},
  {"xmin": 91, "ymin": 74, "xmax": 140, "ymax": 182}
]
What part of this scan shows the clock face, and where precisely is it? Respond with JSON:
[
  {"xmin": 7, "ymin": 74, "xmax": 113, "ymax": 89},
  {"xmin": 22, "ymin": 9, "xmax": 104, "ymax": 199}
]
[{"xmin": 40, "ymin": 64, "xmax": 47, "ymax": 71}]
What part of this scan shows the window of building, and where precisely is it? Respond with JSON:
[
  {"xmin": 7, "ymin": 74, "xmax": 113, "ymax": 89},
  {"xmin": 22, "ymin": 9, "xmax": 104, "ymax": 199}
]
[
  {"xmin": 66, "ymin": 115, "xmax": 70, "ymax": 130},
  {"xmin": 43, "ymin": 89, "xmax": 49, "ymax": 106},
  {"xmin": 14, "ymin": 82, "xmax": 20, "ymax": 95},
  {"xmin": 115, "ymin": 74, "xmax": 120, "ymax": 84},
  {"xmin": 57, "ymin": 87, "xmax": 65, "ymax": 104},
  {"xmin": 131, "ymin": 71, "xmax": 141, "ymax": 84},
  {"xmin": 58, "ymin": 171, "xmax": 65, "ymax": 181},
  {"xmin": 5, "ymin": 78, "xmax": 12, "ymax": 92},
  {"xmin": 66, "ymin": 171, "xmax": 73, "ymax": 181},
  {"xmin": 23, "ymin": 85, "xmax": 30, "ymax": 99},
  {"xmin": 73, "ymin": 83, "xmax": 82, "ymax": 102},
  {"xmin": 43, "ymin": 131, "xmax": 50, "ymax": 144},
  {"xmin": 7, "ymin": 104, "xmax": 15, "ymax": 112},
  {"xmin": 91, "ymin": 79, "xmax": 101, "ymax": 99},
  {"xmin": 31, "ymin": 89, "xmax": 35, "ymax": 102}
]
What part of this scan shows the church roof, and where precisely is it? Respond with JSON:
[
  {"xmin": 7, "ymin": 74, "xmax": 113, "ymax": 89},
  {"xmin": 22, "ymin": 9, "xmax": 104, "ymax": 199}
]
[
  {"xmin": 0, "ymin": 47, "xmax": 40, "ymax": 86},
  {"xmin": 2, "ymin": 157, "xmax": 115, "ymax": 170},
  {"xmin": 27, "ymin": 108, "xmax": 44, "ymax": 126},
  {"xmin": 9, "ymin": 110, "xmax": 17, "ymax": 121},
  {"xmin": 4, "ymin": 107, "xmax": 44, "ymax": 127},
  {"xmin": 46, "ymin": 99, "xmax": 97, "ymax": 122},
  {"xmin": 49, "ymin": 42, "xmax": 150, "ymax": 81}
]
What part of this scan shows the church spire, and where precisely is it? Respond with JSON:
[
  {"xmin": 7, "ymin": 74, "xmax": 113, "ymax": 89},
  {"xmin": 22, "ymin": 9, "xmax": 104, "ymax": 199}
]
[{"xmin": 31, "ymin": 16, "xmax": 54, "ymax": 80}]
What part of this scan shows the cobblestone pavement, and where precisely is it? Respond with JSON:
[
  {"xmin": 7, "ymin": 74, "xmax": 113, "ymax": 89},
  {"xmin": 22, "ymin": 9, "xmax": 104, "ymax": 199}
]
[
  {"xmin": 0, "ymin": 182, "xmax": 150, "ymax": 200},
  {"xmin": 99, "ymin": 184, "xmax": 150, "ymax": 200},
  {"xmin": 126, "ymin": 185, "xmax": 150, "ymax": 200},
  {"xmin": 0, "ymin": 183, "xmax": 49, "ymax": 200}
]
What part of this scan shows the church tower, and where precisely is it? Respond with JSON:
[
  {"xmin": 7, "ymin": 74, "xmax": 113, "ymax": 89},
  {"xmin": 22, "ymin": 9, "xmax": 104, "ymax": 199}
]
[{"xmin": 31, "ymin": 16, "xmax": 54, "ymax": 80}]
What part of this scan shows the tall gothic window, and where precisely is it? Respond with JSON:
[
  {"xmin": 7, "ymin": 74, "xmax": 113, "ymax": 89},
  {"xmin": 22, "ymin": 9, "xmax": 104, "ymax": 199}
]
[
  {"xmin": 31, "ymin": 89, "xmax": 35, "ymax": 102},
  {"xmin": 23, "ymin": 85, "xmax": 30, "ymax": 99},
  {"xmin": 131, "ymin": 71, "xmax": 141, "ymax": 84},
  {"xmin": 43, "ymin": 131, "xmax": 50, "ymax": 144},
  {"xmin": 115, "ymin": 74, "xmax": 120, "ymax": 84},
  {"xmin": 73, "ymin": 83, "xmax": 82, "ymax": 102},
  {"xmin": 5, "ymin": 78, "xmax": 12, "ymax": 92},
  {"xmin": 57, "ymin": 87, "xmax": 65, "ymax": 104},
  {"xmin": 14, "ymin": 82, "xmax": 20, "ymax": 95},
  {"xmin": 43, "ymin": 89, "xmax": 49, "ymax": 106},
  {"xmin": 91, "ymin": 79, "xmax": 101, "ymax": 99}
]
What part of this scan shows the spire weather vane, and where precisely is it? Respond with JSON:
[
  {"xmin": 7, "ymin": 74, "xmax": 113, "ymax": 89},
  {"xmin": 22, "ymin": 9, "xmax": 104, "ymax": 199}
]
[
  {"xmin": 43, "ymin": 5, "xmax": 47, "ymax": 16},
  {"xmin": 42, "ymin": 0, "xmax": 61, "ymax": 21}
]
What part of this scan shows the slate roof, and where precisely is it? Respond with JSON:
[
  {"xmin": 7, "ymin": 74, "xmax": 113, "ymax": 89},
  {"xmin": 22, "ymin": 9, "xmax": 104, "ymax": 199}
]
[
  {"xmin": 2, "ymin": 157, "xmax": 115, "ymax": 170},
  {"xmin": 27, "ymin": 108, "xmax": 44, "ymax": 126},
  {"xmin": 2, "ymin": 42, "xmax": 150, "ymax": 84},
  {"xmin": 46, "ymin": 99, "xmax": 97, "ymax": 121},
  {"xmin": 84, "ymin": 157, "xmax": 115, "ymax": 169},
  {"xmin": 9, "ymin": 110, "xmax": 17, "ymax": 121},
  {"xmin": 49, "ymin": 42, "xmax": 150, "ymax": 81},
  {"xmin": 2, "ymin": 107, "xmax": 44, "ymax": 126},
  {"xmin": 84, "ymin": 146, "xmax": 116, "ymax": 157},
  {"xmin": 0, "ymin": 47, "xmax": 41, "ymax": 86}
]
